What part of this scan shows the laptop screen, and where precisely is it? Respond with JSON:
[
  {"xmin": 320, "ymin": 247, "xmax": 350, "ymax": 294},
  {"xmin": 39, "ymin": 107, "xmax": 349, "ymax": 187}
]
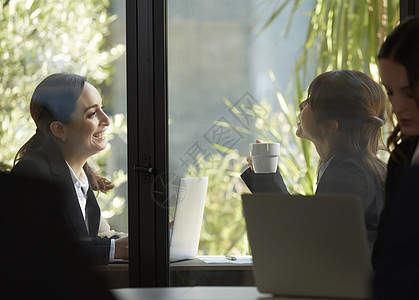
[
  {"xmin": 170, "ymin": 177, "xmax": 208, "ymax": 261},
  {"xmin": 242, "ymin": 193, "xmax": 372, "ymax": 299}
]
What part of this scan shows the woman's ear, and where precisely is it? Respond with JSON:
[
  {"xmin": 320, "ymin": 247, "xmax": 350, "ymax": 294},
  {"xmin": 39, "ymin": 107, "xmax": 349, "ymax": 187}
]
[
  {"xmin": 50, "ymin": 121, "xmax": 66, "ymax": 140},
  {"xmin": 325, "ymin": 119, "xmax": 339, "ymax": 134}
]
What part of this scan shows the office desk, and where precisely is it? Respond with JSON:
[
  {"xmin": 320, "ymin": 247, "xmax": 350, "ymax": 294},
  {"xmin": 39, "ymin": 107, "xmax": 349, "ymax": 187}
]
[
  {"xmin": 96, "ymin": 261, "xmax": 129, "ymax": 289},
  {"xmin": 170, "ymin": 257, "xmax": 254, "ymax": 286},
  {"xmin": 112, "ymin": 286, "xmax": 329, "ymax": 300},
  {"xmin": 96, "ymin": 257, "xmax": 254, "ymax": 288}
]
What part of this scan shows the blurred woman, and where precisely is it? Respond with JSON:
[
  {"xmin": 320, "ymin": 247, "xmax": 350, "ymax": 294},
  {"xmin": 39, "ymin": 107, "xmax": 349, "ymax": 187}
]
[
  {"xmin": 241, "ymin": 70, "xmax": 387, "ymax": 250},
  {"xmin": 373, "ymin": 17, "xmax": 419, "ymax": 299},
  {"xmin": 12, "ymin": 73, "xmax": 128, "ymax": 264}
]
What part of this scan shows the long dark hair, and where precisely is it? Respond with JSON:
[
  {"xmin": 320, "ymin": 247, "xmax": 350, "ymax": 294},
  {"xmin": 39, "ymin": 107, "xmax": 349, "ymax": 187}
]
[
  {"xmin": 378, "ymin": 17, "xmax": 419, "ymax": 153},
  {"xmin": 307, "ymin": 70, "xmax": 387, "ymax": 187},
  {"xmin": 14, "ymin": 73, "xmax": 113, "ymax": 193}
]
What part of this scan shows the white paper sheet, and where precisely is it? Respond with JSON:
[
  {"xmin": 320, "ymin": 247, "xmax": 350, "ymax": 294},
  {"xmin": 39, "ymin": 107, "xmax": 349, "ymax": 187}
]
[{"xmin": 198, "ymin": 256, "xmax": 253, "ymax": 264}]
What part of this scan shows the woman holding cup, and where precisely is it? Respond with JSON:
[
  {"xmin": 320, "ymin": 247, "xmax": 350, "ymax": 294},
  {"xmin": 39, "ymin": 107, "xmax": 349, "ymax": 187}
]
[{"xmin": 241, "ymin": 70, "xmax": 387, "ymax": 250}]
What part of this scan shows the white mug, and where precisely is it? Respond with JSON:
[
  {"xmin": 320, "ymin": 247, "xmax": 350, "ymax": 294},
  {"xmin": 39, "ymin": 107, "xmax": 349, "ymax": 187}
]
[{"xmin": 249, "ymin": 142, "xmax": 280, "ymax": 173}]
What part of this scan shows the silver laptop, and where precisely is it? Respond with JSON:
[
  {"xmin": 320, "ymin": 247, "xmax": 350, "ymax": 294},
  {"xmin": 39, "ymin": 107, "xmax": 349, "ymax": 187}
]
[
  {"xmin": 170, "ymin": 177, "xmax": 208, "ymax": 262},
  {"xmin": 242, "ymin": 193, "xmax": 373, "ymax": 299}
]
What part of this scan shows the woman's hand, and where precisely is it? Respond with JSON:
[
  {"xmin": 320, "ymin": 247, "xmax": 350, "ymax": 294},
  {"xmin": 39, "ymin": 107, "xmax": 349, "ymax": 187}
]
[
  {"xmin": 114, "ymin": 236, "xmax": 129, "ymax": 259},
  {"xmin": 247, "ymin": 139, "xmax": 264, "ymax": 171}
]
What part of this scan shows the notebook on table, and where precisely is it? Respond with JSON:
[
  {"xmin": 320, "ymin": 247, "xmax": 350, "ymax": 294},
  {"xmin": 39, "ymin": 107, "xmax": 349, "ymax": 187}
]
[
  {"xmin": 242, "ymin": 193, "xmax": 373, "ymax": 299},
  {"xmin": 170, "ymin": 177, "xmax": 208, "ymax": 262}
]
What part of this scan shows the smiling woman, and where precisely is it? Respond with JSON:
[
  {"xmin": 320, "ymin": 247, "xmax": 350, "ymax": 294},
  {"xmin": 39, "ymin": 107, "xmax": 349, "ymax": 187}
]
[{"xmin": 11, "ymin": 73, "xmax": 128, "ymax": 264}]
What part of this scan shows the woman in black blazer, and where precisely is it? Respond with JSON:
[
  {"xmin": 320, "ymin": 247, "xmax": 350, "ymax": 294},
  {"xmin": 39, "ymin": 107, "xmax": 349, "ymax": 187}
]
[
  {"xmin": 12, "ymin": 73, "xmax": 128, "ymax": 264},
  {"xmin": 372, "ymin": 17, "xmax": 419, "ymax": 299},
  {"xmin": 241, "ymin": 70, "xmax": 387, "ymax": 250}
]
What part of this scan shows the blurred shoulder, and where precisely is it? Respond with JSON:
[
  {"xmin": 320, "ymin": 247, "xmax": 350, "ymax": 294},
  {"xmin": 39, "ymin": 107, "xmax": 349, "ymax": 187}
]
[
  {"xmin": 11, "ymin": 150, "xmax": 51, "ymax": 180},
  {"xmin": 317, "ymin": 154, "xmax": 376, "ymax": 198},
  {"xmin": 328, "ymin": 154, "xmax": 368, "ymax": 177}
]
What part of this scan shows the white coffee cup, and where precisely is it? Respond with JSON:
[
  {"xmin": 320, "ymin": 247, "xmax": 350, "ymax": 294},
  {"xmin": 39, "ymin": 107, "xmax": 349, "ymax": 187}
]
[{"xmin": 249, "ymin": 142, "xmax": 281, "ymax": 173}]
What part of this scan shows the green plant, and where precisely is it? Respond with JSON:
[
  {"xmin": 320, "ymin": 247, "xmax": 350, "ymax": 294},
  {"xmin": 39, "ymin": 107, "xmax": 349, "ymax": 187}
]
[
  {"xmin": 254, "ymin": 0, "xmax": 399, "ymax": 83},
  {"xmin": 0, "ymin": 0, "xmax": 127, "ymax": 221}
]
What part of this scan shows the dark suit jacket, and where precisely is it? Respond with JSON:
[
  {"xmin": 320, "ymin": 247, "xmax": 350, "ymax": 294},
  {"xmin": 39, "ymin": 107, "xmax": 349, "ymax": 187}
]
[
  {"xmin": 241, "ymin": 152, "xmax": 384, "ymax": 250},
  {"xmin": 0, "ymin": 172, "xmax": 115, "ymax": 299},
  {"xmin": 11, "ymin": 136, "xmax": 111, "ymax": 265},
  {"xmin": 373, "ymin": 137, "xmax": 419, "ymax": 299}
]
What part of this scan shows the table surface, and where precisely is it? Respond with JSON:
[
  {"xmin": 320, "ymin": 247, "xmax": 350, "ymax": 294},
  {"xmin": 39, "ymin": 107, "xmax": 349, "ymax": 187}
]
[
  {"xmin": 96, "ymin": 257, "xmax": 254, "ymax": 288},
  {"xmin": 111, "ymin": 286, "xmax": 331, "ymax": 300},
  {"xmin": 171, "ymin": 256, "xmax": 253, "ymax": 271}
]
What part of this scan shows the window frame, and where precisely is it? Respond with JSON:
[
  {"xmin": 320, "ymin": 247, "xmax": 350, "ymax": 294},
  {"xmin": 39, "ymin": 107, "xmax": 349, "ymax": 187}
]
[
  {"xmin": 400, "ymin": 0, "xmax": 419, "ymax": 19},
  {"xmin": 126, "ymin": 0, "xmax": 169, "ymax": 287}
]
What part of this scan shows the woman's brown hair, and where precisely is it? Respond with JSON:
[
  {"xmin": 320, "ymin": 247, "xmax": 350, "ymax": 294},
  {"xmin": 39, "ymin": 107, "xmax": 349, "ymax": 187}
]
[
  {"xmin": 14, "ymin": 73, "xmax": 113, "ymax": 193},
  {"xmin": 378, "ymin": 17, "xmax": 419, "ymax": 154},
  {"xmin": 307, "ymin": 70, "xmax": 387, "ymax": 187}
]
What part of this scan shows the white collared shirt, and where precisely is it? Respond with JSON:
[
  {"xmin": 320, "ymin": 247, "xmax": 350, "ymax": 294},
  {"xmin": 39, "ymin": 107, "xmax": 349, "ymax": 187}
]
[
  {"xmin": 317, "ymin": 155, "xmax": 335, "ymax": 184},
  {"xmin": 66, "ymin": 162, "xmax": 89, "ymax": 231},
  {"xmin": 65, "ymin": 162, "xmax": 115, "ymax": 262}
]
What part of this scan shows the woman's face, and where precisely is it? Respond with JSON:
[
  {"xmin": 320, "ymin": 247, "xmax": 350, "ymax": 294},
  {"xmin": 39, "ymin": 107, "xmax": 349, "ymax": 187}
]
[
  {"xmin": 379, "ymin": 58, "xmax": 419, "ymax": 136},
  {"xmin": 64, "ymin": 82, "xmax": 110, "ymax": 159},
  {"xmin": 295, "ymin": 99, "xmax": 324, "ymax": 141}
]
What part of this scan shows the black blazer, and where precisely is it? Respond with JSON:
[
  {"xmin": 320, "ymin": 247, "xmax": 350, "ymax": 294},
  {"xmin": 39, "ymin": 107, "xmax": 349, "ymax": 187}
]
[
  {"xmin": 373, "ymin": 137, "xmax": 419, "ymax": 299},
  {"xmin": 1, "ymin": 172, "xmax": 115, "ymax": 299},
  {"xmin": 11, "ymin": 136, "xmax": 111, "ymax": 264},
  {"xmin": 241, "ymin": 152, "xmax": 384, "ymax": 250}
]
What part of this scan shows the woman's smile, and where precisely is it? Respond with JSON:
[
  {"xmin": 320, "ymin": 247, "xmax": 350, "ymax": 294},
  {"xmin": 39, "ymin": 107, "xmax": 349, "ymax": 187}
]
[{"xmin": 93, "ymin": 129, "xmax": 107, "ymax": 141}]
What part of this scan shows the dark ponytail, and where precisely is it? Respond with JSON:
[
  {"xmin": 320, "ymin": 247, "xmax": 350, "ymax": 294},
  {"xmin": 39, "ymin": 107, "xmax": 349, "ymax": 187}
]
[
  {"xmin": 308, "ymin": 70, "xmax": 387, "ymax": 187},
  {"xmin": 84, "ymin": 163, "xmax": 114, "ymax": 193}
]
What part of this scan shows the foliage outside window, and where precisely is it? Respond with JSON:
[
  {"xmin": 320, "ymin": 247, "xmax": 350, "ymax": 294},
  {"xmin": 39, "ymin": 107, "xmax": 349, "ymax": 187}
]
[{"xmin": 0, "ymin": 0, "xmax": 126, "ymax": 222}]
